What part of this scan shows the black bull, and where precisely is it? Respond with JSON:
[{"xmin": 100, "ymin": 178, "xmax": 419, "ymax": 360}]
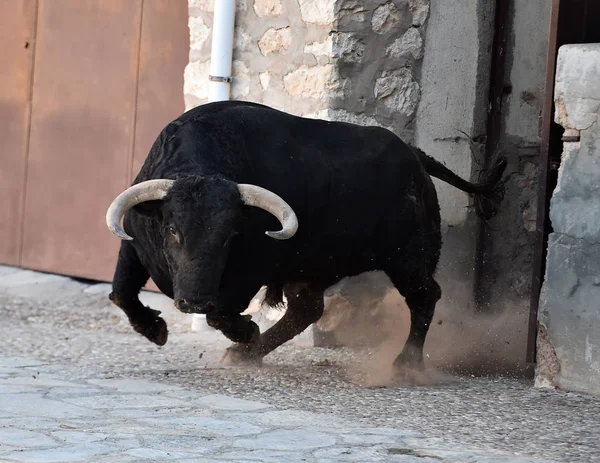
[{"xmin": 106, "ymin": 101, "xmax": 506, "ymax": 368}]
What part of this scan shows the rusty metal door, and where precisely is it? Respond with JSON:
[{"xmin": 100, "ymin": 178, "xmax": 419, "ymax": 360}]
[
  {"xmin": 0, "ymin": 0, "xmax": 188, "ymax": 282},
  {"xmin": 0, "ymin": 0, "xmax": 37, "ymax": 265}
]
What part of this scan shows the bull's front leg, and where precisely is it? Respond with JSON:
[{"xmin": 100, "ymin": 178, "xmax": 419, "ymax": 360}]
[
  {"xmin": 219, "ymin": 285, "xmax": 324, "ymax": 366},
  {"xmin": 205, "ymin": 313, "xmax": 261, "ymax": 344},
  {"xmin": 109, "ymin": 242, "xmax": 168, "ymax": 346}
]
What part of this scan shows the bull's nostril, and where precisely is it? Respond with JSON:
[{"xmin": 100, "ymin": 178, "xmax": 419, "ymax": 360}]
[{"xmin": 175, "ymin": 298, "xmax": 217, "ymax": 314}]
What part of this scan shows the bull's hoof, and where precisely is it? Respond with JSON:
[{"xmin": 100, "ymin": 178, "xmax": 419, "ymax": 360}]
[
  {"xmin": 220, "ymin": 345, "xmax": 263, "ymax": 367},
  {"xmin": 393, "ymin": 345, "xmax": 424, "ymax": 371},
  {"xmin": 132, "ymin": 315, "xmax": 168, "ymax": 346}
]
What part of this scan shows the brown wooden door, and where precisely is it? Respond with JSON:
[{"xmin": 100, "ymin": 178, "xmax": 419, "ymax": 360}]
[{"xmin": 0, "ymin": 0, "xmax": 188, "ymax": 282}]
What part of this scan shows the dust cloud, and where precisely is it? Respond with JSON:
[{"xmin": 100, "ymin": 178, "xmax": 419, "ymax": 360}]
[{"xmin": 322, "ymin": 281, "xmax": 533, "ymax": 387}]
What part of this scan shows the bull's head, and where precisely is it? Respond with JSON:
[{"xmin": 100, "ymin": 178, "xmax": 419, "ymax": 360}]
[{"xmin": 105, "ymin": 176, "xmax": 298, "ymax": 314}]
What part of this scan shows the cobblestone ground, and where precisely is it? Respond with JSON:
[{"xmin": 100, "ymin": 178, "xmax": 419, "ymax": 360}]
[{"xmin": 0, "ymin": 266, "xmax": 598, "ymax": 463}]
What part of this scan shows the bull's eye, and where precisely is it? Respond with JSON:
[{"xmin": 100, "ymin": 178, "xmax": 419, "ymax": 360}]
[{"xmin": 168, "ymin": 226, "xmax": 181, "ymax": 244}]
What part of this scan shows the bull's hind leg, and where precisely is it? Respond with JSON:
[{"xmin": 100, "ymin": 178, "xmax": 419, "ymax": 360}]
[
  {"xmin": 221, "ymin": 284, "xmax": 324, "ymax": 365},
  {"xmin": 109, "ymin": 242, "xmax": 168, "ymax": 345},
  {"xmin": 385, "ymin": 267, "xmax": 441, "ymax": 369}
]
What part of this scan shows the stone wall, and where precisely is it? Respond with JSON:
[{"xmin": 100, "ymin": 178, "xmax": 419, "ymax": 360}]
[
  {"xmin": 185, "ymin": 0, "xmax": 429, "ymax": 141},
  {"xmin": 536, "ymin": 44, "xmax": 600, "ymax": 396}
]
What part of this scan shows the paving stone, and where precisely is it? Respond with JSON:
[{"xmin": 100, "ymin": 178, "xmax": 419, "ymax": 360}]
[
  {"xmin": 0, "ymin": 428, "xmax": 58, "ymax": 448},
  {"xmin": 0, "ymin": 385, "xmax": 34, "ymax": 394},
  {"xmin": 0, "ymin": 416, "xmax": 57, "ymax": 431},
  {"xmin": 345, "ymin": 427, "xmax": 421, "ymax": 438},
  {"xmin": 138, "ymin": 416, "xmax": 263, "ymax": 436},
  {"xmin": 62, "ymin": 393, "xmax": 188, "ymax": 409},
  {"xmin": 106, "ymin": 407, "xmax": 197, "ymax": 419},
  {"xmin": 2, "ymin": 443, "xmax": 116, "ymax": 462},
  {"xmin": 86, "ymin": 378, "xmax": 180, "ymax": 393},
  {"xmin": 0, "ymin": 377, "xmax": 93, "ymax": 389},
  {"xmin": 234, "ymin": 429, "xmax": 337, "ymax": 450},
  {"xmin": 140, "ymin": 434, "xmax": 217, "ymax": 453},
  {"xmin": 124, "ymin": 447, "xmax": 191, "ymax": 459},
  {"xmin": 237, "ymin": 409, "xmax": 347, "ymax": 429},
  {"xmin": 0, "ymin": 270, "xmax": 66, "ymax": 287},
  {"xmin": 50, "ymin": 430, "xmax": 109, "ymax": 444},
  {"xmin": 195, "ymin": 394, "xmax": 271, "ymax": 411},
  {"xmin": 46, "ymin": 387, "xmax": 103, "ymax": 399},
  {"xmin": 338, "ymin": 432, "xmax": 400, "ymax": 444},
  {"xmin": 0, "ymin": 394, "xmax": 94, "ymax": 419},
  {"xmin": 82, "ymin": 283, "xmax": 111, "ymax": 295},
  {"xmin": 0, "ymin": 358, "xmax": 45, "ymax": 368},
  {"xmin": 0, "ymin": 266, "xmax": 20, "ymax": 277},
  {"xmin": 217, "ymin": 449, "xmax": 311, "ymax": 462}
]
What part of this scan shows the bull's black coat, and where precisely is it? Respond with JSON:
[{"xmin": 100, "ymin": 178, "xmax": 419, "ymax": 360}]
[{"xmin": 109, "ymin": 101, "xmax": 506, "ymax": 367}]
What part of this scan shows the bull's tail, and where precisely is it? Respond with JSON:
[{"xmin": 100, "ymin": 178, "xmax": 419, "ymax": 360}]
[{"xmin": 410, "ymin": 145, "xmax": 508, "ymax": 220}]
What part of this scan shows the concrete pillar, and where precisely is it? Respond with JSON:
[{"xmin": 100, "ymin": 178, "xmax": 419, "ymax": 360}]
[{"xmin": 536, "ymin": 44, "xmax": 600, "ymax": 395}]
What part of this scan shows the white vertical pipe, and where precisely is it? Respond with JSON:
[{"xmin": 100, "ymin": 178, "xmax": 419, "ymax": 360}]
[
  {"xmin": 208, "ymin": 0, "xmax": 236, "ymax": 102},
  {"xmin": 192, "ymin": 0, "xmax": 236, "ymax": 333}
]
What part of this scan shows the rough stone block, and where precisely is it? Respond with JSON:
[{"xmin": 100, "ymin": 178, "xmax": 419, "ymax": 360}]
[
  {"xmin": 386, "ymin": 27, "xmax": 423, "ymax": 60},
  {"xmin": 258, "ymin": 27, "xmax": 291, "ymax": 56},
  {"xmin": 536, "ymin": 43, "xmax": 600, "ymax": 396},
  {"xmin": 372, "ymin": 2, "xmax": 401, "ymax": 34},
  {"xmin": 283, "ymin": 65, "xmax": 336, "ymax": 99},
  {"xmin": 297, "ymin": 0, "xmax": 335, "ymax": 25},
  {"xmin": 374, "ymin": 68, "xmax": 420, "ymax": 116},
  {"xmin": 253, "ymin": 0, "xmax": 282, "ymax": 17}
]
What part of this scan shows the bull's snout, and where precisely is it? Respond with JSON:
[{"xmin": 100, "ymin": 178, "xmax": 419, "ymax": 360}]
[{"xmin": 175, "ymin": 298, "xmax": 217, "ymax": 314}]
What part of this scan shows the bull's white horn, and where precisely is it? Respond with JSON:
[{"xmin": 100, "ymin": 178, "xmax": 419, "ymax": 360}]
[
  {"xmin": 106, "ymin": 179, "xmax": 175, "ymax": 240},
  {"xmin": 238, "ymin": 184, "xmax": 298, "ymax": 240}
]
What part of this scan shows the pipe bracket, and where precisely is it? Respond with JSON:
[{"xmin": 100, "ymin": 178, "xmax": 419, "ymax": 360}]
[{"xmin": 209, "ymin": 75, "xmax": 232, "ymax": 83}]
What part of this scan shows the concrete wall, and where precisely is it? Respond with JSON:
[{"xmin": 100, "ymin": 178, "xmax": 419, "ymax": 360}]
[
  {"xmin": 536, "ymin": 44, "xmax": 600, "ymax": 396},
  {"xmin": 479, "ymin": 0, "xmax": 551, "ymax": 309}
]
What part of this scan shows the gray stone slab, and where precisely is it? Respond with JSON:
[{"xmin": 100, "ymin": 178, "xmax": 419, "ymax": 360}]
[
  {"xmin": 0, "ymin": 416, "xmax": 57, "ymax": 431},
  {"xmin": 86, "ymin": 378, "xmax": 180, "ymax": 393},
  {"xmin": 0, "ymin": 358, "xmax": 45, "ymax": 368},
  {"xmin": 0, "ymin": 385, "xmax": 34, "ymax": 394},
  {"xmin": 217, "ymin": 449, "xmax": 310, "ymax": 462},
  {"xmin": 237, "ymin": 409, "xmax": 347, "ymax": 429},
  {"xmin": 61, "ymin": 393, "xmax": 188, "ymax": 409},
  {"xmin": 195, "ymin": 394, "xmax": 271, "ymax": 411},
  {"xmin": 0, "ymin": 428, "xmax": 57, "ymax": 449},
  {"xmin": 313, "ymin": 444, "xmax": 399, "ymax": 461},
  {"xmin": 138, "ymin": 416, "xmax": 263, "ymax": 436},
  {"xmin": 338, "ymin": 432, "xmax": 399, "ymax": 445},
  {"xmin": 234, "ymin": 429, "xmax": 337, "ymax": 451},
  {"xmin": 138, "ymin": 434, "xmax": 218, "ymax": 454},
  {"xmin": 106, "ymin": 408, "xmax": 196, "ymax": 420},
  {"xmin": 50, "ymin": 430, "xmax": 109, "ymax": 444},
  {"xmin": 2, "ymin": 444, "xmax": 116, "ymax": 462},
  {"xmin": 124, "ymin": 447, "xmax": 191, "ymax": 460},
  {"xmin": 0, "ymin": 266, "xmax": 20, "ymax": 277},
  {"xmin": 45, "ymin": 387, "xmax": 103, "ymax": 399},
  {"xmin": 82, "ymin": 283, "xmax": 111, "ymax": 296},
  {"xmin": 0, "ymin": 270, "xmax": 67, "ymax": 287},
  {"xmin": 0, "ymin": 394, "xmax": 95, "ymax": 419},
  {"xmin": 0, "ymin": 377, "xmax": 93, "ymax": 389}
]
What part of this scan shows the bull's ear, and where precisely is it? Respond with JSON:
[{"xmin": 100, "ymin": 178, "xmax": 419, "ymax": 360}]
[{"xmin": 133, "ymin": 200, "xmax": 163, "ymax": 219}]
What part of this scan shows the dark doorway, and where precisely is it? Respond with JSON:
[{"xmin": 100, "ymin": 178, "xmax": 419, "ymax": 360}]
[{"xmin": 527, "ymin": 0, "xmax": 600, "ymax": 362}]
